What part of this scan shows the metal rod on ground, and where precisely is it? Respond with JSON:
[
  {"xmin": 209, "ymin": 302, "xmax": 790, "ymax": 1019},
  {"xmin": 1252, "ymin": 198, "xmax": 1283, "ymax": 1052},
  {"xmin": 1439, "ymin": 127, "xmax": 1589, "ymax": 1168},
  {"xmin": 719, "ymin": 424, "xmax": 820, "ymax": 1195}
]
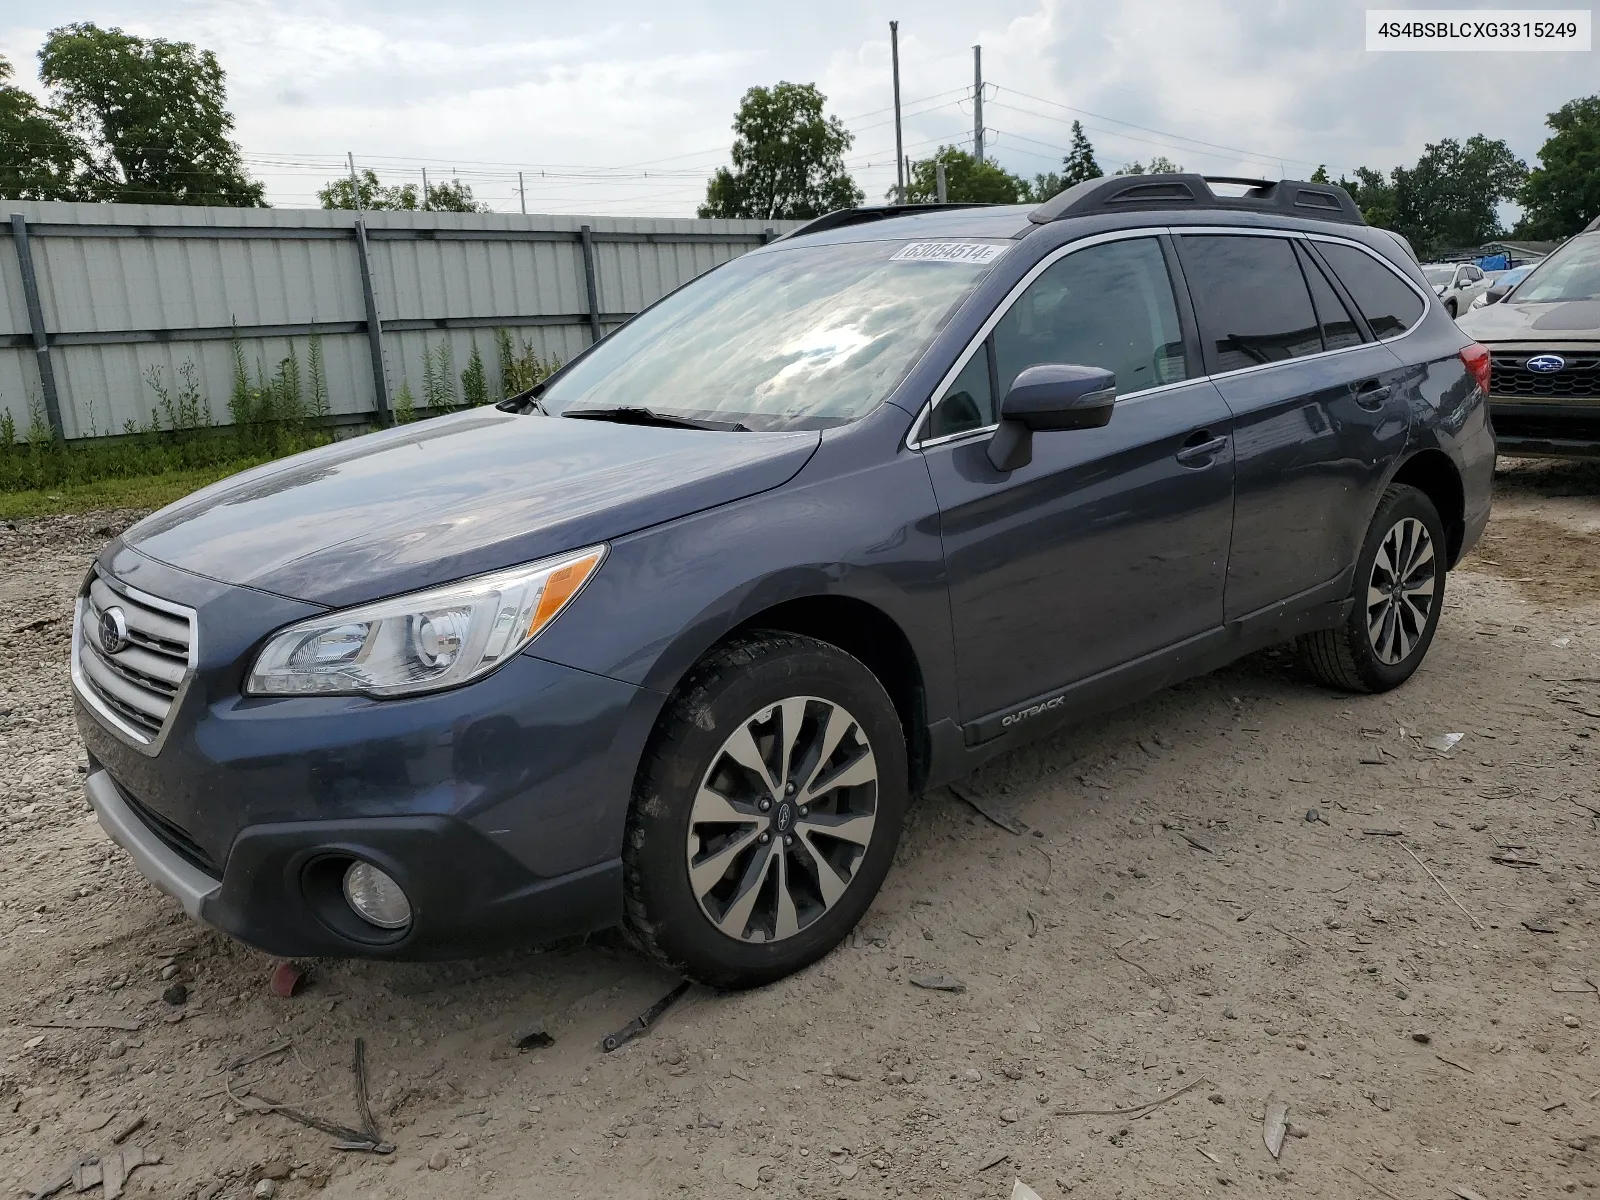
[
  {"xmin": 579, "ymin": 224, "xmax": 603, "ymax": 344},
  {"xmin": 890, "ymin": 20, "xmax": 905, "ymax": 204},
  {"xmin": 936, "ymin": 161, "xmax": 947, "ymax": 203},
  {"xmin": 347, "ymin": 151, "xmax": 362, "ymax": 211},
  {"xmin": 351, "ymin": 219, "xmax": 392, "ymax": 425},
  {"xmin": 9, "ymin": 214, "xmax": 64, "ymax": 439},
  {"xmin": 973, "ymin": 45, "xmax": 984, "ymax": 162},
  {"xmin": 518, "ymin": 171, "xmax": 527, "ymax": 215},
  {"xmin": 421, "ymin": 167, "xmax": 429, "ymax": 211}
]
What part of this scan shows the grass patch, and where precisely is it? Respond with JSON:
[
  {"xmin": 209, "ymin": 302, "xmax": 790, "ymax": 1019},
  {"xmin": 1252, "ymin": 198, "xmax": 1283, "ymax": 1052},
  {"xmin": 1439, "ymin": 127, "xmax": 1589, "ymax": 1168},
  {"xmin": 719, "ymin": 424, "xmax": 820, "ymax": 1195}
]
[{"xmin": 0, "ymin": 460, "xmax": 268, "ymax": 521}]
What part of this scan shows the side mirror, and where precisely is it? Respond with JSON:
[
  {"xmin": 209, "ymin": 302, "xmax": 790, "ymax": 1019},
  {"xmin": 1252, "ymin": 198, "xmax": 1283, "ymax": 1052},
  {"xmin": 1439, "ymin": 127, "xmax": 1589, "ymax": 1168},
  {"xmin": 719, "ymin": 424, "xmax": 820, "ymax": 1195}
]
[{"xmin": 987, "ymin": 363, "xmax": 1116, "ymax": 471}]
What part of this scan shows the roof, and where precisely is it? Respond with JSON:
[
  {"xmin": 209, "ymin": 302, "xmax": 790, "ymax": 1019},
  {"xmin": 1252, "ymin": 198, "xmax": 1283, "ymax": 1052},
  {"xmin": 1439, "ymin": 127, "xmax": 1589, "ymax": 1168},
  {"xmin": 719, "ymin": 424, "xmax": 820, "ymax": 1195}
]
[{"xmin": 776, "ymin": 204, "xmax": 1035, "ymax": 245}]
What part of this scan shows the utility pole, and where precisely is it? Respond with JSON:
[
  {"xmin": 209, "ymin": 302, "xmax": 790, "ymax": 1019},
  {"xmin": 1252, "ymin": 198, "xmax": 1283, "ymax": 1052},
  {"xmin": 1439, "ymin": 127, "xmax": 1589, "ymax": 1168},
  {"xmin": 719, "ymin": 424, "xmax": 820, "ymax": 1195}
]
[
  {"xmin": 936, "ymin": 160, "xmax": 947, "ymax": 203},
  {"xmin": 421, "ymin": 166, "xmax": 429, "ymax": 210},
  {"xmin": 347, "ymin": 151, "xmax": 363, "ymax": 211},
  {"xmin": 972, "ymin": 46, "xmax": 984, "ymax": 163},
  {"xmin": 890, "ymin": 21, "xmax": 905, "ymax": 204},
  {"xmin": 518, "ymin": 170, "xmax": 527, "ymax": 214}
]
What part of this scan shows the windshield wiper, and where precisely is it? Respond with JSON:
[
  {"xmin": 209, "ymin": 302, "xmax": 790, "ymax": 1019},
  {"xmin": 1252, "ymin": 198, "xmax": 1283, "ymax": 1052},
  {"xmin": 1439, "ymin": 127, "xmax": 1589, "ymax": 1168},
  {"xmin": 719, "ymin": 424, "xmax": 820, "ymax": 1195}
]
[{"xmin": 560, "ymin": 406, "xmax": 749, "ymax": 432}]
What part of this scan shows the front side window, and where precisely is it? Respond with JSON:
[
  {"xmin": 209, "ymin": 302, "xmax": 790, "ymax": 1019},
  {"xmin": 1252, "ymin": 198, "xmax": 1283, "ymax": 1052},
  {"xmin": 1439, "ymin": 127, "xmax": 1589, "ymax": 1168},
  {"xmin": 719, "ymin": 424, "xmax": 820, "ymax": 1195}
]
[
  {"xmin": 1316, "ymin": 242, "xmax": 1425, "ymax": 338},
  {"xmin": 1181, "ymin": 235, "xmax": 1322, "ymax": 371},
  {"xmin": 923, "ymin": 237, "xmax": 1188, "ymax": 441},
  {"xmin": 539, "ymin": 239, "xmax": 1004, "ymax": 431},
  {"xmin": 1514, "ymin": 234, "xmax": 1600, "ymax": 303}
]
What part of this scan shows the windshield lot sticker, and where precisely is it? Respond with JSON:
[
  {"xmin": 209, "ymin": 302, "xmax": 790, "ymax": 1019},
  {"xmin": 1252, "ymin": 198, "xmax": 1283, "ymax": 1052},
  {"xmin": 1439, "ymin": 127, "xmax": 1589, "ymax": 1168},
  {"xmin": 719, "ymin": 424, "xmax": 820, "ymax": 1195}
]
[{"xmin": 890, "ymin": 242, "xmax": 1007, "ymax": 265}]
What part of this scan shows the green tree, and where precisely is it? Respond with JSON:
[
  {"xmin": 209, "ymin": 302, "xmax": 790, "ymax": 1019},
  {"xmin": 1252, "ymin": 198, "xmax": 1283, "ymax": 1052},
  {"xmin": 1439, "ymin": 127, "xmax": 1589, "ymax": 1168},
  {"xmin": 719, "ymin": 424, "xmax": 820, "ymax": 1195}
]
[
  {"xmin": 1116, "ymin": 155, "xmax": 1184, "ymax": 176},
  {"xmin": 1391, "ymin": 135, "xmax": 1525, "ymax": 256},
  {"xmin": 319, "ymin": 169, "xmax": 420, "ymax": 211},
  {"xmin": 1338, "ymin": 166, "xmax": 1397, "ymax": 228},
  {"xmin": 1310, "ymin": 164, "xmax": 1330, "ymax": 183},
  {"xmin": 1516, "ymin": 95, "xmax": 1600, "ymax": 239},
  {"xmin": 1061, "ymin": 121, "xmax": 1102, "ymax": 186},
  {"xmin": 424, "ymin": 178, "xmax": 489, "ymax": 212},
  {"xmin": 699, "ymin": 82, "xmax": 863, "ymax": 219},
  {"xmin": 905, "ymin": 146, "xmax": 1028, "ymax": 204},
  {"xmin": 39, "ymin": 23, "xmax": 264, "ymax": 206},
  {"xmin": 0, "ymin": 54, "xmax": 84, "ymax": 199}
]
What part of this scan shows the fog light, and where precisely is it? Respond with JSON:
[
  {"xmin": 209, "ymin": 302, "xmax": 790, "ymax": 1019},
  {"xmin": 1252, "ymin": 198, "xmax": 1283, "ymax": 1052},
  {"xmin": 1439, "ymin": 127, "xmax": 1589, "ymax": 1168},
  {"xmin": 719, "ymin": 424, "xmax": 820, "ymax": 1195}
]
[{"xmin": 342, "ymin": 861, "xmax": 411, "ymax": 930}]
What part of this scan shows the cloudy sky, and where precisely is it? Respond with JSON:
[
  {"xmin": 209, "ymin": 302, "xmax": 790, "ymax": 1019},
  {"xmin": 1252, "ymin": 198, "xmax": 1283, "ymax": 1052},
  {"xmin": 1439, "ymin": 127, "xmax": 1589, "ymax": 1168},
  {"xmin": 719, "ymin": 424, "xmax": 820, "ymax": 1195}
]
[{"xmin": 2, "ymin": 0, "xmax": 1595, "ymax": 215}]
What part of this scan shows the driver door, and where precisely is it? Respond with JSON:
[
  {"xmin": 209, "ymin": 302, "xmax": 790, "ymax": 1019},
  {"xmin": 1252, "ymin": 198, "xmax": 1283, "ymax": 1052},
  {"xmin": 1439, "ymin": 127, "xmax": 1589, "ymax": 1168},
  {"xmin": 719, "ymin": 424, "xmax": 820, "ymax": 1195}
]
[{"xmin": 917, "ymin": 233, "xmax": 1236, "ymax": 729}]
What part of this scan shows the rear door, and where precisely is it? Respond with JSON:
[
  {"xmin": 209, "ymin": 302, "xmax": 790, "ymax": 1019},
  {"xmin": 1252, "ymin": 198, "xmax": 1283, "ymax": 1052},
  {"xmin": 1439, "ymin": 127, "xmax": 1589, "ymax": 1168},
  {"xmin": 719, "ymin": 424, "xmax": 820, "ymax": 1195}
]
[
  {"xmin": 1175, "ymin": 232, "xmax": 1412, "ymax": 619},
  {"xmin": 918, "ymin": 232, "xmax": 1236, "ymax": 726}
]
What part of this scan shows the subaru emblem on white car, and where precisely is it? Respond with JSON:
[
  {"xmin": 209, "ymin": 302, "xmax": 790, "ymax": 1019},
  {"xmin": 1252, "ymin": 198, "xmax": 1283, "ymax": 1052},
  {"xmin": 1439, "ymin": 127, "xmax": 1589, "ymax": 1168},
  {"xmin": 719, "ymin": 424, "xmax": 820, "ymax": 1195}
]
[{"xmin": 1526, "ymin": 354, "xmax": 1567, "ymax": 374}]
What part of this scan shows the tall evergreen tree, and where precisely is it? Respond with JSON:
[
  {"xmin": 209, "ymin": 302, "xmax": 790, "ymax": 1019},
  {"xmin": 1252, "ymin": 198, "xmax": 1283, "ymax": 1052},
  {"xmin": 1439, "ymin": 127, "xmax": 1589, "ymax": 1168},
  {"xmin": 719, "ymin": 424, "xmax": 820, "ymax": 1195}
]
[{"xmin": 1061, "ymin": 121, "xmax": 1102, "ymax": 186}]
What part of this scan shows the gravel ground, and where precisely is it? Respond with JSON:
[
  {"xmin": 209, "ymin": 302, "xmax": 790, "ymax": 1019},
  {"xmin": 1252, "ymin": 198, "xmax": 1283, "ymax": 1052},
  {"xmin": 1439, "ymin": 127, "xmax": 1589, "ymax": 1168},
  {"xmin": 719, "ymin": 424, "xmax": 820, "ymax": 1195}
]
[{"xmin": 5, "ymin": 463, "xmax": 1600, "ymax": 1200}]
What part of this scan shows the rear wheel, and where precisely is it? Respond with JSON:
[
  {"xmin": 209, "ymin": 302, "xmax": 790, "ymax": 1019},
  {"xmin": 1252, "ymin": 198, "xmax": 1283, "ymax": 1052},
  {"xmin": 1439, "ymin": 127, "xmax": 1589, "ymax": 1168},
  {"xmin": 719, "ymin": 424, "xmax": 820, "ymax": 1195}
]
[
  {"xmin": 622, "ymin": 632, "xmax": 907, "ymax": 988},
  {"xmin": 1299, "ymin": 484, "xmax": 1446, "ymax": 693}
]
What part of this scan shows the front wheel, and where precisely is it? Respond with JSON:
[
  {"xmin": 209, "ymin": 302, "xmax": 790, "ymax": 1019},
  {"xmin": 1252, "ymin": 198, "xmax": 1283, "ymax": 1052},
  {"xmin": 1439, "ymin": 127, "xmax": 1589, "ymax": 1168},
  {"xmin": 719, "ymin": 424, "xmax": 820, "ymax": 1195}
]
[
  {"xmin": 1299, "ymin": 484, "xmax": 1447, "ymax": 693},
  {"xmin": 622, "ymin": 632, "xmax": 908, "ymax": 988},
  {"xmin": 1445, "ymin": 298, "xmax": 1458, "ymax": 318}
]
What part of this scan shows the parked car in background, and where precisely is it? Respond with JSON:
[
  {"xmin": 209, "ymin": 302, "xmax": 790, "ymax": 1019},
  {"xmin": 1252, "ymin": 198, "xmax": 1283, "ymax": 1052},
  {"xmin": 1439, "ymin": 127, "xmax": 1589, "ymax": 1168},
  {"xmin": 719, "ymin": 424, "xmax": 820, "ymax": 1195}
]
[
  {"xmin": 1423, "ymin": 262, "xmax": 1490, "ymax": 317},
  {"xmin": 1469, "ymin": 264, "xmax": 1536, "ymax": 310},
  {"xmin": 74, "ymin": 175, "xmax": 1494, "ymax": 989},
  {"xmin": 1459, "ymin": 230, "xmax": 1600, "ymax": 457}
]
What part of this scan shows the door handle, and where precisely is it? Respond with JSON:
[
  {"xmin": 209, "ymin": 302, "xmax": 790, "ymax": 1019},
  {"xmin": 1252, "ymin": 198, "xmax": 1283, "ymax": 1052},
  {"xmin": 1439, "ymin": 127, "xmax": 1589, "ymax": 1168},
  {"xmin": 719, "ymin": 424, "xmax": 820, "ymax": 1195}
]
[
  {"xmin": 1175, "ymin": 433, "xmax": 1228, "ymax": 466},
  {"xmin": 1353, "ymin": 380, "xmax": 1392, "ymax": 410}
]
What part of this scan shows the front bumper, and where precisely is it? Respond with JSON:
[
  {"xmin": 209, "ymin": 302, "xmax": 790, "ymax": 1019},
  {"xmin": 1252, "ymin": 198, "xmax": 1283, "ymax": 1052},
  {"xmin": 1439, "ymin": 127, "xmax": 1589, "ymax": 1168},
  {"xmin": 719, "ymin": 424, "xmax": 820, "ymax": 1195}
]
[
  {"xmin": 73, "ymin": 546, "xmax": 666, "ymax": 959},
  {"xmin": 86, "ymin": 765, "xmax": 623, "ymax": 957},
  {"xmin": 1489, "ymin": 400, "xmax": 1600, "ymax": 458}
]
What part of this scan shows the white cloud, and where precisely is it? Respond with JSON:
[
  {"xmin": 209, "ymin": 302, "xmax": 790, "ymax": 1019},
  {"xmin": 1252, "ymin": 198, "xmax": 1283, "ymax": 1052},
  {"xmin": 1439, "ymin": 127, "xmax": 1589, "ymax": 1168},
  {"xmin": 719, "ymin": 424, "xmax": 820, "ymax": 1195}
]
[{"xmin": 3, "ymin": 0, "xmax": 1595, "ymax": 214}]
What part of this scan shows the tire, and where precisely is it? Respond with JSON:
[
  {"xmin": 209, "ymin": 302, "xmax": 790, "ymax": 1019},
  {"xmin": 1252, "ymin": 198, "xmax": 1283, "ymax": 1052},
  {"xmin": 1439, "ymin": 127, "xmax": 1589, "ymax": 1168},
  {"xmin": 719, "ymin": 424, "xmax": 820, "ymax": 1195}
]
[
  {"xmin": 1299, "ymin": 484, "xmax": 1447, "ymax": 693},
  {"xmin": 622, "ymin": 632, "xmax": 908, "ymax": 989},
  {"xmin": 1445, "ymin": 299, "xmax": 1458, "ymax": 318}
]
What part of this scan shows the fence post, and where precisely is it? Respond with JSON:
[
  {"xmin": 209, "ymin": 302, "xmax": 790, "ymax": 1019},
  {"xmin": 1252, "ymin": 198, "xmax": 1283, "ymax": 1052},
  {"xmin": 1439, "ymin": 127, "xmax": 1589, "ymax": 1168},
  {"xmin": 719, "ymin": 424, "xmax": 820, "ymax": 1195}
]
[
  {"xmin": 9, "ymin": 214, "xmax": 65, "ymax": 439},
  {"xmin": 579, "ymin": 224, "xmax": 603, "ymax": 344},
  {"xmin": 352, "ymin": 220, "xmax": 392, "ymax": 425}
]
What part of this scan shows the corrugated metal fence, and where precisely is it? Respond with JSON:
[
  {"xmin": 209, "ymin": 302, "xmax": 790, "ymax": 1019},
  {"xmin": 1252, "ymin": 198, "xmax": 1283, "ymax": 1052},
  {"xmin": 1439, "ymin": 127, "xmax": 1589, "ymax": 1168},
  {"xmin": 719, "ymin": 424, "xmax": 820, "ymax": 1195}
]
[{"xmin": 0, "ymin": 201, "xmax": 797, "ymax": 440}]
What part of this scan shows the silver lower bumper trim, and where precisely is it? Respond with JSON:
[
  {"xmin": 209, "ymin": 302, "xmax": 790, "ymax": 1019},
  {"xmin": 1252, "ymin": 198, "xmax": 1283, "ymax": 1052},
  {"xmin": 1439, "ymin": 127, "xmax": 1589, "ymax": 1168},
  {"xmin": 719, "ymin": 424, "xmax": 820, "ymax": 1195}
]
[{"xmin": 86, "ymin": 768, "xmax": 221, "ymax": 920}]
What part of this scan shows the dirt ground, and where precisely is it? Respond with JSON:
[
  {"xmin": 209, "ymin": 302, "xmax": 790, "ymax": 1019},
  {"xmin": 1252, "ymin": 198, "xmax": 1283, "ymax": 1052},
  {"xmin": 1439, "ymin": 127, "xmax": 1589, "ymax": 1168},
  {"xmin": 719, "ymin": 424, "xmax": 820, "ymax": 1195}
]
[{"xmin": 6, "ymin": 460, "xmax": 1600, "ymax": 1200}]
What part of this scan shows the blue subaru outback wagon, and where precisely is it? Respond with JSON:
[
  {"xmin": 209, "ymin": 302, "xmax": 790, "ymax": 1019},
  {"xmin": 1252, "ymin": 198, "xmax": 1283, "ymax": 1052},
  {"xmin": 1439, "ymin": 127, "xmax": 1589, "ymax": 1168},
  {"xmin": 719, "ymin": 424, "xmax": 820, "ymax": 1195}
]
[{"xmin": 74, "ymin": 175, "xmax": 1494, "ymax": 988}]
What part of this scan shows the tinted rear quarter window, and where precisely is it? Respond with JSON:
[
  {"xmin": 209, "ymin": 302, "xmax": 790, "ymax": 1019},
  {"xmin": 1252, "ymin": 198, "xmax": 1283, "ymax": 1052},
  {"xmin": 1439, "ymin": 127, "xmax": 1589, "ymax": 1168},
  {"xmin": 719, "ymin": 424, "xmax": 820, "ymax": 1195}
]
[
  {"xmin": 1180, "ymin": 235, "xmax": 1321, "ymax": 372},
  {"xmin": 1296, "ymin": 243, "xmax": 1365, "ymax": 351},
  {"xmin": 1315, "ymin": 242, "xmax": 1425, "ymax": 339}
]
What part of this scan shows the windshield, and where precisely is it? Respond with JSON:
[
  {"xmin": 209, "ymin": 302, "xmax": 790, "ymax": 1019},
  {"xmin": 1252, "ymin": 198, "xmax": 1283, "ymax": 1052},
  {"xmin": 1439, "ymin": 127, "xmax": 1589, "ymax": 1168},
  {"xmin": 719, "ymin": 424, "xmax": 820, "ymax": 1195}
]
[
  {"xmin": 1515, "ymin": 235, "xmax": 1600, "ymax": 303},
  {"xmin": 539, "ymin": 239, "xmax": 1005, "ymax": 431},
  {"xmin": 1423, "ymin": 266, "xmax": 1455, "ymax": 286}
]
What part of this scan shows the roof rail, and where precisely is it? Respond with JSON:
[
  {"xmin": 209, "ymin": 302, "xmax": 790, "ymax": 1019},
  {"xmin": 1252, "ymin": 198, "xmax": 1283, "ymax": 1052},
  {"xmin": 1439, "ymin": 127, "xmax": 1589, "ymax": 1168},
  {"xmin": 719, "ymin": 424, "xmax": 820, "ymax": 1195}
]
[
  {"xmin": 778, "ymin": 202, "xmax": 996, "ymax": 241},
  {"xmin": 1028, "ymin": 174, "xmax": 1364, "ymax": 227}
]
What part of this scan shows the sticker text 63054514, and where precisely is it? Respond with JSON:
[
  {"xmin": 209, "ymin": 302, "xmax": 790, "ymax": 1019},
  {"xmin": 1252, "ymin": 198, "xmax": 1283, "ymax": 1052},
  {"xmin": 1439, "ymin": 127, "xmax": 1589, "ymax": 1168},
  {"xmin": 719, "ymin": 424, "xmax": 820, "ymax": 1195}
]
[{"xmin": 889, "ymin": 242, "xmax": 1008, "ymax": 265}]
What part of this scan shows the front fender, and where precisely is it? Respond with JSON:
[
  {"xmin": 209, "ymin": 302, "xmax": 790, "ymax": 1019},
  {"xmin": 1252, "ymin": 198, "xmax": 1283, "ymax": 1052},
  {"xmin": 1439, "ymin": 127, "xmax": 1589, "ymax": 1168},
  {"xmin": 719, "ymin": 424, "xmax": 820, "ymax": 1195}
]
[{"xmin": 528, "ymin": 416, "xmax": 960, "ymax": 729}]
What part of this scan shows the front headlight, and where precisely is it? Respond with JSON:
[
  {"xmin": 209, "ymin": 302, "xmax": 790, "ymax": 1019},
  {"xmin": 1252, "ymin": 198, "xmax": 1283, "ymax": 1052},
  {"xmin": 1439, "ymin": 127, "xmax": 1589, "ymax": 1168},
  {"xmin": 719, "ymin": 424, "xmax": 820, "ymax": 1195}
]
[
  {"xmin": 1433, "ymin": 284, "xmax": 1447, "ymax": 296},
  {"xmin": 1470, "ymin": 293, "xmax": 1490, "ymax": 309},
  {"xmin": 246, "ymin": 545, "xmax": 605, "ymax": 697}
]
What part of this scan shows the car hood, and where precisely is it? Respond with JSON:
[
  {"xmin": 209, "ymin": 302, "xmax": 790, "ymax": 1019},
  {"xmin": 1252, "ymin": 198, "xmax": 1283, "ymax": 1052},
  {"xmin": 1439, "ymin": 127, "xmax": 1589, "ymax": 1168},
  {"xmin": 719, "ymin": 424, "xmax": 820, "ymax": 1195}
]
[
  {"xmin": 1459, "ymin": 298, "xmax": 1600, "ymax": 342},
  {"xmin": 123, "ymin": 411, "xmax": 821, "ymax": 607}
]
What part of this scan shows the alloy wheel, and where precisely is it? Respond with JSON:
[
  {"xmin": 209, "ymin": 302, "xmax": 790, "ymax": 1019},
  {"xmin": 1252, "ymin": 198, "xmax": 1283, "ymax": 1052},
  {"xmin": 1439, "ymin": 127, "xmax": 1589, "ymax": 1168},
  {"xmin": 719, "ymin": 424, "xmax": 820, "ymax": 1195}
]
[
  {"xmin": 1366, "ymin": 516, "xmax": 1436, "ymax": 665},
  {"xmin": 685, "ymin": 696, "xmax": 878, "ymax": 944}
]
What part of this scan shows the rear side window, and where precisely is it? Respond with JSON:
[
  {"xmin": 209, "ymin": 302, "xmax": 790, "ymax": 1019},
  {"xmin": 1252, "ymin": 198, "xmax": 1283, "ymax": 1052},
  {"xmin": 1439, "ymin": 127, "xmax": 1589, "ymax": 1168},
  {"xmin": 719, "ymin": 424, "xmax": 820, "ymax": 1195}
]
[
  {"xmin": 1296, "ymin": 243, "xmax": 1365, "ymax": 351},
  {"xmin": 1180, "ymin": 235, "xmax": 1322, "ymax": 372},
  {"xmin": 1315, "ymin": 242, "xmax": 1425, "ymax": 339}
]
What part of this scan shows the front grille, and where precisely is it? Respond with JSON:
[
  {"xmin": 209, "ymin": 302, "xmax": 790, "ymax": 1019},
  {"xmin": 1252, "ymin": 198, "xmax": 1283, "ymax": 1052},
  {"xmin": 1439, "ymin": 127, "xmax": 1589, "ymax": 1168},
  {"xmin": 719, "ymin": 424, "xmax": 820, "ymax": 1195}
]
[
  {"xmin": 74, "ymin": 569, "xmax": 195, "ymax": 745},
  {"xmin": 120, "ymin": 784, "xmax": 222, "ymax": 877},
  {"xmin": 1490, "ymin": 351, "xmax": 1600, "ymax": 400}
]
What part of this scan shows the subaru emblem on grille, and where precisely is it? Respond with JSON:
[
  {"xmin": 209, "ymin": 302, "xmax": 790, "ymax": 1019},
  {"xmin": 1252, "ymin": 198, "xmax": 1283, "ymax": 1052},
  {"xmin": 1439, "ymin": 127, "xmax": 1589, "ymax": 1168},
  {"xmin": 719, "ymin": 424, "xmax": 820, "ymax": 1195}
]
[
  {"xmin": 1526, "ymin": 354, "xmax": 1567, "ymax": 374},
  {"xmin": 99, "ymin": 606, "xmax": 129, "ymax": 654}
]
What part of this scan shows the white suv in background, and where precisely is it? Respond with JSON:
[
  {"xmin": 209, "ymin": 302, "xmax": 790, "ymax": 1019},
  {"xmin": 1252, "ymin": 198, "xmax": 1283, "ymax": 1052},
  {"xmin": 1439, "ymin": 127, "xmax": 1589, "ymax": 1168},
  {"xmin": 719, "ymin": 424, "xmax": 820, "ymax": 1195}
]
[{"xmin": 1423, "ymin": 262, "xmax": 1489, "ymax": 317}]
